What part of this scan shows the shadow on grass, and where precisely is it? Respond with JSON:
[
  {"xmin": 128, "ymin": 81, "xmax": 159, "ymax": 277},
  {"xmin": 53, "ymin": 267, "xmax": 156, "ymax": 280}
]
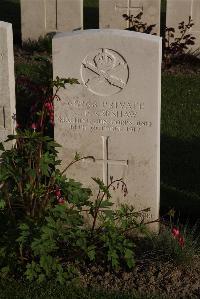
[
  {"xmin": 0, "ymin": 0, "xmax": 21, "ymax": 44},
  {"xmin": 161, "ymin": 134, "xmax": 200, "ymax": 222}
]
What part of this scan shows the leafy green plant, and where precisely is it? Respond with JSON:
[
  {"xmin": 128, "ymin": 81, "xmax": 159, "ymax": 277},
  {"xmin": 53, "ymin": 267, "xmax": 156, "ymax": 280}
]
[
  {"xmin": 0, "ymin": 144, "xmax": 146, "ymax": 282},
  {"xmin": 164, "ymin": 16, "xmax": 196, "ymax": 67},
  {"xmin": 123, "ymin": 12, "xmax": 197, "ymax": 69},
  {"xmin": 0, "ymin": 75, "xmax": 148, "ymax": 283},
  {"xmin": 22, "ymin": 34, "xmax": 54, "ymax": 55}
]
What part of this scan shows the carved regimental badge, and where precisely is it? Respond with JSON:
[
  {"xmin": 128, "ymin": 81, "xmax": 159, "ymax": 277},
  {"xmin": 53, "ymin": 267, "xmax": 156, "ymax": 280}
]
[{"xmin": 81, "ymin": 48, "xmax": 129, "ymax": 96}]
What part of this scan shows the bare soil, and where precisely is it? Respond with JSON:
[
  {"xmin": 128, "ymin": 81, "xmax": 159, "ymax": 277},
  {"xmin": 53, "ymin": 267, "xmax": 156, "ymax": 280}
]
[{"xmin": 78, "ymin": 255, "xmax": 200, "ymax": 298}]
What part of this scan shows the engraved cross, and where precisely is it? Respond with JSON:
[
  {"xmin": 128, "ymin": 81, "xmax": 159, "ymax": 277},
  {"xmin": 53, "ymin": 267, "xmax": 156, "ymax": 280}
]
[
  {"xmin": 115, "ymin": 0, "xmax": 143, "ymax": 27},
  {"xmin": 0, "ymin": 106, "xmax": 6, "ymax": 129},
  {"xmin": 95, "ymin": 136, "xmax": 128, "ymax": 186}
]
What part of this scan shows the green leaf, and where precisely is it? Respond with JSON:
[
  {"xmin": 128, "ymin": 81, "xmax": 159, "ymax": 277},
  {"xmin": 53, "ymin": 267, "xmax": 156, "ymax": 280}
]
[
  {"xmin": 124, "ymin": 248, "xmax": 135, "ymax": 268},
  {"xmin": 103, "ymin": 210, "xmax": 114, "ymax": 219},
  {"xmin": 74, "ymin": 152, "xmax": 80, "ymax": 161},
  {"xmin": 108, "ymin": 249, "xmax": 119, "ymax": 268},
  {"xmin": 167, "ymin": 208, "xmax": 175, "ymax": 218},
  {"xmin": 100, "ymin": 199, "xmax": 113, "ymax": 209},
  {"xmin": 0, "ymin": 199, "xmax": 6, "ymax": 209},
  {"xmin": 92, "ymin": 177, "xmax": 111, "ymax": 197},
  {"xmin": 87, "ymin": 245, "xmax": 96, "ymax": 261}
]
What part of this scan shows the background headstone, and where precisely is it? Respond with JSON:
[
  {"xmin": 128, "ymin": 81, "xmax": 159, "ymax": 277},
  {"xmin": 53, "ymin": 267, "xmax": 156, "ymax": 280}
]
[
  {"xmin": 99, "ymin": 0, "xmax": 160, "ymax": 35},
  {"xmin": 0, "ymin": 21, "xmax": 15, "ymax": 148},
  {"xmin": 166, "ymin": 0, "xmax": 200, "ymax": 53},
  {"xmin": 53, "ymin": 29, "xmax": 161, "ymax": 230},
  {"xmin": 21, "ymin": 0, "xmax": 83, "ymax": 41}
]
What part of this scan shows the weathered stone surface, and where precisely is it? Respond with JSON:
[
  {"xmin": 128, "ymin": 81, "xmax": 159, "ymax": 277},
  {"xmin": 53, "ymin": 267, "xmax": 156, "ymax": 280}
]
[
  {"xmin": 166, "ymin": 0, "xmax": 200, "ymax": 53},
  {"xmin": 53, "ymin": 29, "xmax": 161, "ymax": 229},
  {"xmin": 0, "ymin": 21, "xmax": 15, "ymax": 147},
  {"xmin": 99, "ymin": 0, "xmax": 160, "ymax": 35},
  {"xmin": 21, "ymin": 0, "xmax": 83, "ymax": 41}
]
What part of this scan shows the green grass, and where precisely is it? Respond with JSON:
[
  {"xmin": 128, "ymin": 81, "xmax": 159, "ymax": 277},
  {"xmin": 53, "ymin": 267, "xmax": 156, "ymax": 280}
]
[{"xmin": 161, "ymin": 74, "xmax": 200, "ymax": 221}]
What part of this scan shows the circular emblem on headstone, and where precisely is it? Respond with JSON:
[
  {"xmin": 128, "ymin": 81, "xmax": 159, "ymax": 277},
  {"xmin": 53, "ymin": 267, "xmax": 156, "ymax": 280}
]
[{"xmin": 81, "ymin": 48, "xmax": 129, "ymax": 96}]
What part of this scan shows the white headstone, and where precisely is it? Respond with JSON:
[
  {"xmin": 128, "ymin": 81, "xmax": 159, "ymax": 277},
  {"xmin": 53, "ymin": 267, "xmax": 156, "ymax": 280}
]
[
  {"xmin": 0, "ymin": 21, "xmax": 15, "ymax": 148},
  {"xmin": 166, "ymin": 0, "xmax": 200, "ymax": 53},
  {"xmin": 99, "ymin": 0, "xmax": 160, "ymax": 35},
  {"xmin": 21, "ymin": 0, "xmax": 83, "ymax": 41},
  {"xmin": 53, "ymin": 29, "xmax": 161, "ymax": 230}
]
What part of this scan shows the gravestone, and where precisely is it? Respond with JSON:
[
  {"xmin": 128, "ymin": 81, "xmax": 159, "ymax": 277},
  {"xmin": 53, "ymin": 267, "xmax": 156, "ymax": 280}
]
[
  {"xmin": 21, "ymin": 0, "xmax": 83, "ymax": 41},
  {"xmin": 166, "ymin": 0, "xmax": 200, "ymax": 53},
  {"xmin": 53, "ymin": 29, "xmax": 161, "ymax": 230},
  {"xmin": 99, "ymin": 0, "xmax": 160, "ymax": 35},
  {"xmin": 0, "ymin": 22, "xmax": 15, "ymax": 148}
]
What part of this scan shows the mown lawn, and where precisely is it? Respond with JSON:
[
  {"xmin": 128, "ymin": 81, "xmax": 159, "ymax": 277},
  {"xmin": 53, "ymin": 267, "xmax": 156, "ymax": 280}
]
[{"xmin": 161, "ymin": 74, "xmax": 200, "ymax": 222}]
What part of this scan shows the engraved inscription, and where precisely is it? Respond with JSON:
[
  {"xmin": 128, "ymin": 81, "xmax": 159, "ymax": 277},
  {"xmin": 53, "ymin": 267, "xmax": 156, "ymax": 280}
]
[
  {"xmin": 57, "ymin": 99, "xmax": 152, "ymax": 134},
  {"xmin": 81, "ymin": 49, "xmax": 129, "ymax": 96}
]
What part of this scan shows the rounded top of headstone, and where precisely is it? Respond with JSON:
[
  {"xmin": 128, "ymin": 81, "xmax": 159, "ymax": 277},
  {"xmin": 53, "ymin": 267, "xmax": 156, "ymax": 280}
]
[
  {"xmin": 0, "ymin": 21, "xmax": 12, "ymax": 29},
  {"xmin": 54, "ymin": 29, "xmax": 161, "ymax": 43}
]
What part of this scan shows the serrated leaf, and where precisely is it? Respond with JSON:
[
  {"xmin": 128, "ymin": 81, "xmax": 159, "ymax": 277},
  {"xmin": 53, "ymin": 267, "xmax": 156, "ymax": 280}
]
[
  {"xmin": 125, "ymin": 248, "xmax": 135, "ymax": 268},
  {"xmin": 87, "ymin": 245, "xmax": 96, "ymax": 261},
  {"xmin": 100, "ymin": 199, "xmax": 113, "ymax": 208}
]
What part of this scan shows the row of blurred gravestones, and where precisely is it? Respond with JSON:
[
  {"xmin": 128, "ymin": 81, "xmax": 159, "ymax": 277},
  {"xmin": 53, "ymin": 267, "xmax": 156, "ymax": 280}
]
[{"xmin": 20, "ymin": 0, "xmax": 200, "ymax": 53}]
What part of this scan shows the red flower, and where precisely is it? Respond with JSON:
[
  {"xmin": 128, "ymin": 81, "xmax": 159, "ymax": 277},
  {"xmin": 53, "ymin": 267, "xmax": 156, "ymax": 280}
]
[
  {"xmin": 55, "ymin": 189, "xmax": 61, "ymax": 197},
  {"xmin": 171, "ymin": 227, "xmax": 180, "ymax": 238},
  {"xmin": 171, "ymin": 227, "xmax": 185, "ymax": 248},
  {"xmin": 44, "ymin": 102, "xmax": 54, "ymax": 112},
  {"xmin": 31, "ymin": 123, "xmax": 37, "ymax": 131},
  {"xmin": 58, "ymin": 197, "xmax": 65, "ymax": 205}
]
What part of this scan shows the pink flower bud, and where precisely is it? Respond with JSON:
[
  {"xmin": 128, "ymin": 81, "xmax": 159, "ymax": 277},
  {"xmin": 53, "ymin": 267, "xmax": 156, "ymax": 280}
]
[
  {"xmin": 55, "ymin": 189, "xmax": 61, "ymax": 197},
  {"xmin": 171, "ymin": 227, "xmax": 180, "ymax": 238},
  {"xmin": 31, "ymin": 123, "xmax": 37, "ymax": 131},
  {"xmin": 58, "ymin": 198, "xmax": 65, "ymax": 205}
]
